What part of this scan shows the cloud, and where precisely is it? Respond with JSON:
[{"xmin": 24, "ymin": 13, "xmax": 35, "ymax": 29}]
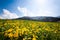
[
  {"xmin": 17, "ymin": 0, "xmax": 59, "ymax": 17},
  {"xmin": 17, "ymin": 6, "xmax": 35, "ymax": 17},
  {"xmin": 17, "ymin": 6, "xmax": 55, "ymax": 17},
  {"xmin": 0, "ymin": 9, "xmax": 19, "ymax": 19}
]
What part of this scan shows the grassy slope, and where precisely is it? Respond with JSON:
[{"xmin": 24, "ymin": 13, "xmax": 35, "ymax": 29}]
[{"xmin": 0, "ymin": 19, "xmax": 60, "ymax": 40}]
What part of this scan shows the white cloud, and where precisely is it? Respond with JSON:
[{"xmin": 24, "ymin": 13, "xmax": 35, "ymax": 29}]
[
  {"xmin": 17, "ymin": 0, "xmax": 59, "ymax": 17},
  {"xmin": 17, "ymin": 6, "xmax": 54, "ymax": 17},
  {"xmin": 17, "ymin": 6, "xmax": 35, "ymax": 17},
  {"xmin": 0, "ymin": 9, "xmax": 19, "ymax": 19}
]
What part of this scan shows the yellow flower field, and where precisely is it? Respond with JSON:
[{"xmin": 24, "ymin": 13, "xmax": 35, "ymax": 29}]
[{"xmin": 0, "ymin": 19, "xmax": 60, "ymax": 40}]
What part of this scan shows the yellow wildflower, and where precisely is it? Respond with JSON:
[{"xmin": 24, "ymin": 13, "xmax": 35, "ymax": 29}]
[
  {"xmin": 7, "ymin": 28, "xmax": 13, "ymax": 32},
  {"xmin": 45, "ymin": 28, "xmax": 49, "ymax": 31},
  {"xmin": 8, "ymin": 33, "xmax": 13, "ymax": 38},
  {"xmin": 36, "ymin": 29, "xmax": 39, "ymax": 32},
  {"xmin": 23, "ymin": 38, "xmax": 26, "ymax": 40},
  {"xmin": 32, "ymin": 37, "xmax": 36, "ymax": 40},
  {"xmin": 13, "ymin": 33, "xmax": 18, "ymax": 37}
]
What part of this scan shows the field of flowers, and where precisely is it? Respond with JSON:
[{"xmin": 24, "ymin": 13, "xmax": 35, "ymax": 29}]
[{"xmin": 0, "ymin": 20, "xmax": 60, "ymax": 40}]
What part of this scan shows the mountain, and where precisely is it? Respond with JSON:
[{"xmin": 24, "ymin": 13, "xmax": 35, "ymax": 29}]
[
  {"xmin": 16, "ymin": 16, "xmax": 60, "ymax": 22},
  {"xmin": 57, "ymin": 16, "xmax": 60, "ymax": 18}
]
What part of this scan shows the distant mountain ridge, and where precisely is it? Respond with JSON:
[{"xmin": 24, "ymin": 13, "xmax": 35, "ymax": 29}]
[
  {"xmin": 0, "ymin": 16, "xmax": 60, "ymax": 22},
  {"xmin": 16, "ymin": 16, "xmax": 60, "ymax": 22},
  {"xmin": 57, "ymin": 16, "xmax": 60, "ymax": 18}
]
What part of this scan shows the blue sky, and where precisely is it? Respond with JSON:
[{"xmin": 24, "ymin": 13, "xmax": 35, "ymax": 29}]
[{"xmin": 0, "ymin": 0, "xmax": 60, "ymax": 19}]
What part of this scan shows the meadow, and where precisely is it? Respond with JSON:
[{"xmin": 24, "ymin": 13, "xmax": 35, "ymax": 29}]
[{"xmin": 0, "ymin": 19, "xmax": 60, "ymax": 40}]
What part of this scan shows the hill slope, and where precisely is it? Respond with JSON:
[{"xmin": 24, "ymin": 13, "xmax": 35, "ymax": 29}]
[
  {"xmin": 16, "ymin": 16, "xmax": 60, "ymax": 22},
  {"xmin": 0, "ymin": 20, "xmax": 60, "ymax": 40}
]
